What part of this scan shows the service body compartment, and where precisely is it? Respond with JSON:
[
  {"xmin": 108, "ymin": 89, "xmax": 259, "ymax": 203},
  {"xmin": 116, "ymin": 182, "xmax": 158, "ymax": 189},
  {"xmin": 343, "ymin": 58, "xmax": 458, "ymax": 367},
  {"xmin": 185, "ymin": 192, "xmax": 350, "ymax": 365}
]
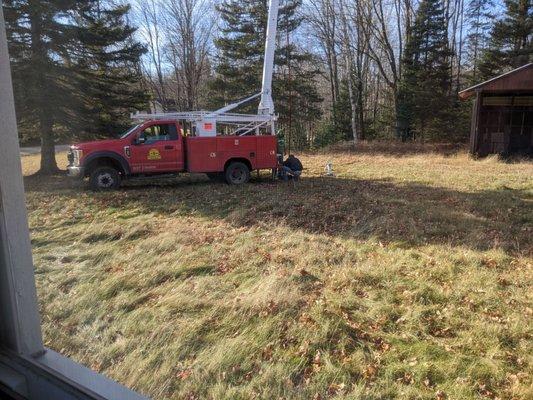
[
  {"xmin": 185, "ymin": 137, "xmax": 219, "ymax": 172},
  {"xmin": 255, "ymin": 135, "xmax": 278, "ymax": 169},
  {"xmin": 185, "ymin": 135, "xmax": 277, "ymax": 173}
]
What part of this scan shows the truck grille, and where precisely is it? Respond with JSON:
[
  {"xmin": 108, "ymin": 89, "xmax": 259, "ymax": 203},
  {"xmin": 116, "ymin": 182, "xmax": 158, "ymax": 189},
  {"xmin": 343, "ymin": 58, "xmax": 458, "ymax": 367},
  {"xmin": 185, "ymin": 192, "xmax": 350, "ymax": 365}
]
[{"xmin": 67, "ymin": 150, "xmax": 74, "ymax": 165}]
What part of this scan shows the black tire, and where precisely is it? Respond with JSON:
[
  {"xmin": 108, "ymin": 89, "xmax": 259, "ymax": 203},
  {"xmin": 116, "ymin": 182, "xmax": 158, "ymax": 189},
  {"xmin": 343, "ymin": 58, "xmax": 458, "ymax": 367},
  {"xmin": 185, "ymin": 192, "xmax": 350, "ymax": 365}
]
[
  {"xmin": 225, "ymin": 162, "xmax": 250, "ymax": 185},
  {"xmin": 206, "ymin": 172, "xmax": 224, "ymax": 182},
  {"xmin": 89, "ymin": 166, "xmax": 121, "ymax": 191}
]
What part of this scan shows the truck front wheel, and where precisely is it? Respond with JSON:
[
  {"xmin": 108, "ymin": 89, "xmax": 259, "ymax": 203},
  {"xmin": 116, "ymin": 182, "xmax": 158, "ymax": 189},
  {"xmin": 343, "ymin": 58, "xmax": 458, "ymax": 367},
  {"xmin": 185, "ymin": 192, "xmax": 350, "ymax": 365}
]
[
  {"xmin": 89, "ymin": 167, "xmax": 121, "ymax": 191},
  {"xmin": 225, "ymin": 162, "xmax": 250, "ymax": 185}
]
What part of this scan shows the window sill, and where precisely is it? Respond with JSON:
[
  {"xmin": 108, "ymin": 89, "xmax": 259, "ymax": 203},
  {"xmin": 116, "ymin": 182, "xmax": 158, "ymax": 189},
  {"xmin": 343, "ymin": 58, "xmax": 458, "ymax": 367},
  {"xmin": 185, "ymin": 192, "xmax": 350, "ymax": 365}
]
[{"xmin": 0, "ymin": 349, "xmax": 147, "ymax": 400}]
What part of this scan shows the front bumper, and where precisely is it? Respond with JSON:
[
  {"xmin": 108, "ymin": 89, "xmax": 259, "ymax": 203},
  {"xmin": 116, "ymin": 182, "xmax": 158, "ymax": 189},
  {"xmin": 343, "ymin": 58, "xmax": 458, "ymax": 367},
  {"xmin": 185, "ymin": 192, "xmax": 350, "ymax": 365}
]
[{"xmin": 67, "ymin": 166, "xmax": 84, "ymax": 178}]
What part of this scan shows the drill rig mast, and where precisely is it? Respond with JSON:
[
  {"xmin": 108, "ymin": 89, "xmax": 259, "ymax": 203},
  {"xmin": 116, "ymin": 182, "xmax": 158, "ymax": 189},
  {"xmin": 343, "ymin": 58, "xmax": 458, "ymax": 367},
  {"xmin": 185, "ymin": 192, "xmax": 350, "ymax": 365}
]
[{"xmin": 132, "ymin": 0, "xmax": 280, "ymax": 137}]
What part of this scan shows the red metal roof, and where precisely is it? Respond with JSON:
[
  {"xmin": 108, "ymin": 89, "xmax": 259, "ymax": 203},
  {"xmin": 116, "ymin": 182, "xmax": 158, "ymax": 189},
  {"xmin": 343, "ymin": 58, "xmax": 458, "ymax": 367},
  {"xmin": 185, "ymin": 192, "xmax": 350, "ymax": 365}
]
[{"xmin": 458, "ymin": 63, "xmax": 533, "ymax": 100}]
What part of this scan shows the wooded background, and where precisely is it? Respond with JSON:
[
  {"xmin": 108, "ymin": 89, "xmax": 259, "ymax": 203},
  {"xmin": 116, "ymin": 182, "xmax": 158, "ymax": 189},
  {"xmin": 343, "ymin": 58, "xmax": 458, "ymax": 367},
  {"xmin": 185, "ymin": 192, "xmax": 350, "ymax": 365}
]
[{"xmin": 4, "ymin": 0, "xmax": 532, "ymax": 173}]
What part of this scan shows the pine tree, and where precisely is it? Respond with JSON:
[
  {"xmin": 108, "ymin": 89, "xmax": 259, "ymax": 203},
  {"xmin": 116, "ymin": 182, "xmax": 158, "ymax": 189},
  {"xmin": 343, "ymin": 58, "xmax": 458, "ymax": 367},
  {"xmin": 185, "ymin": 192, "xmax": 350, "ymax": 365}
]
[
  {"xmin": 3, "ymin": 0, "xmax": 146, "ymax": 174},
  {"xmin": 465, "ymin": 0, "xmax": 495, "ymax": 83},
  {"xmin": 210, "ymin": 0, "xmax": 322, "ymax": 149},
  {"xmin": 397, "ymin": 0, "xmax": 454, "ymax": 141},
  {"xmin": 4, "ymin": 0, "xmax": 92, "ymax": 173},
  {"xmin": 75, "ymin": 1, "xmax": 148, "ymax": 139},
  {"xmin": 478, "ymin": 0, "xmax": 532, "ymax": 80}
]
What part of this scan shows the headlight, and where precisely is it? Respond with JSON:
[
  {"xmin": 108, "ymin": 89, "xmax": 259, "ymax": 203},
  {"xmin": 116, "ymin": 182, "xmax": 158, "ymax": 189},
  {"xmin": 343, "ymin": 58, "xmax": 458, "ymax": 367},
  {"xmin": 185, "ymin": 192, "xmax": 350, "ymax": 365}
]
[{"xmin": 71, "ymin": 149, "xmax": 83, "ymax": 166}]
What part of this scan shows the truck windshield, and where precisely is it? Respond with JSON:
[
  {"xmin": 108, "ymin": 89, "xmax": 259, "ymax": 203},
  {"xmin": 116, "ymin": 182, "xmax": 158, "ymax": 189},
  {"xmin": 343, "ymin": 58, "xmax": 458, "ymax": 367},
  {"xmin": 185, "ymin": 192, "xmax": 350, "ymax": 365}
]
[{"xmin": 120, "ymin": 125, "xmax": 140, "ymax": 139}]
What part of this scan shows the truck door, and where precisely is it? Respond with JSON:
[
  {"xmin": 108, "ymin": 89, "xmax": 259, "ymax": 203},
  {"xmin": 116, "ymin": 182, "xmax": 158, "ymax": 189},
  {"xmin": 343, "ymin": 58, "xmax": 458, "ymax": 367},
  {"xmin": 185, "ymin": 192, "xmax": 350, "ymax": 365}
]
[{"xmin": 129, "ymin": 122, "xmax": 183, "ymax": 173}]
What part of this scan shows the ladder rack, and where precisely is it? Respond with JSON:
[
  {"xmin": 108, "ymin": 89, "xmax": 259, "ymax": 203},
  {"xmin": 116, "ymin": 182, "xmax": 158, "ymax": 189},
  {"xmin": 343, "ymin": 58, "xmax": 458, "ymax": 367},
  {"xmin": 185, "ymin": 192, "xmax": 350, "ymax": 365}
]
[
  {"xmin": 132, "ymin": 111, "xmax": 274, "ymax": 123},
  {"xmin": 132, "ymin": 0, "xmax": 280, "ymax": 138},
  {"xmin": 131, "ymin": 92, "xmax": 277, "ymax": 137}
]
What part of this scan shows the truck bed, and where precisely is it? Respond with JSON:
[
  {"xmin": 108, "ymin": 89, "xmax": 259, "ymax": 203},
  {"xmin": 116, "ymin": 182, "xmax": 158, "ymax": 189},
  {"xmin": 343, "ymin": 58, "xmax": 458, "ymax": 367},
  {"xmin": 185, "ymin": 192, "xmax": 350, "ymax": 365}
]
[{"xmin": 185, "ymin": 135, "xmax": 278, "ymax": 173}]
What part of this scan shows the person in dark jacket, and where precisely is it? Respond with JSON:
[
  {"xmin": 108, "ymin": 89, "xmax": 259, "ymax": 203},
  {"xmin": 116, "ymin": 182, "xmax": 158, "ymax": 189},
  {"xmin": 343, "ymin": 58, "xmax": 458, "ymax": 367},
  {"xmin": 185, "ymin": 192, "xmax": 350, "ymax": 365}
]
[{"xmin": 281, "ymin": 154, "xmax": 303, "ymax": 181}]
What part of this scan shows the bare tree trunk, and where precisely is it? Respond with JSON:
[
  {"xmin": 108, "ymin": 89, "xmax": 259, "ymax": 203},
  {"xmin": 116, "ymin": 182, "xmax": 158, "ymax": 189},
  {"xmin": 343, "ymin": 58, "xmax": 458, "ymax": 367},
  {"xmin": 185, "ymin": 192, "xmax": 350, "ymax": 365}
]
[
  {"xmin": 29, "ymin": 0, "xmax": 58, "ymax": 174},
  {"xmin": 137, "ymin": 0, "xmax": 168, "ymax": 110},
  {"xmin": 373, "ymin": 73, "xmax": 381, "ymax": 124},
  {"xmin": 339, "ymin": 0, "xmax": 358, "ymax": 145},
  {"xmin": 39, "ymin": 112, "xmax": 58, "ymax": 174},
  {"xmin": 455, "ymin": 0, "xmax": 465, "ymax": 92},
  {"xmin": 357, "ymin": 78, "xmax": 365, "ymax": 140},
  {"xmin": 355, "ymin": 2, "xmax": 368, "ymax": 141},
  {"xmin": 165, "ymin": 0, "xmax": 213, "ymax": 111},
  {"xmin": 307, "ymin": 0, "xmax": 339, "ymax": 114},
  {"xmin": 395, "ymin": 0, "xmax": 403, "ymax": 78}
]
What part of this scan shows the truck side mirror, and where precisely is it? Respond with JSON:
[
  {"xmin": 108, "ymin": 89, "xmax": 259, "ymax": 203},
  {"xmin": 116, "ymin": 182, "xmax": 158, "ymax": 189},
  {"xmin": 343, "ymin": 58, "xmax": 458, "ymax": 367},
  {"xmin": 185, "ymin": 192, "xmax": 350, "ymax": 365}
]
[{"xmin": 135, "ymin": 136, "xmax": 146, "ymax": 145}]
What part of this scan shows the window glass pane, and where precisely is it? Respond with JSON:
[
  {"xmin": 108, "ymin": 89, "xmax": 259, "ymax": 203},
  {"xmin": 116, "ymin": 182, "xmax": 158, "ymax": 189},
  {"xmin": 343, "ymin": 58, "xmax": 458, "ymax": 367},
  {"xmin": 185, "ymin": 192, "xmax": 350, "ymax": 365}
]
[{"xmin": 142, "ymin": 124, "xmax": 177, "ymax": 143}]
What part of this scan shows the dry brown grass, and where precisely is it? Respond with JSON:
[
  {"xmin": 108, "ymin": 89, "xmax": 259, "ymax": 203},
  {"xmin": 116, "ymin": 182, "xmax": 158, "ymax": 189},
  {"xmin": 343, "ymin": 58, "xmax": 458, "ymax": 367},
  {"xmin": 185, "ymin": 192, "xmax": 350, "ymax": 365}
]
[
  {"xmin": 23, "ymin": 143, "xmax": 532, "ymax": 400},
  {"xmin": 21, "ymin": 151, "xmax": 69, "ymax": 176}
]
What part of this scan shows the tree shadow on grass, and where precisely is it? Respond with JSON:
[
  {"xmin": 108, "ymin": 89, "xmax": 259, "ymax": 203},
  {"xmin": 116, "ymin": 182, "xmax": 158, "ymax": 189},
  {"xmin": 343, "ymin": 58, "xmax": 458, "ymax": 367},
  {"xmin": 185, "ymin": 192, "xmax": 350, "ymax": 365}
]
[
  {"xmin": 24, "ymin": 174, "xmax": 532, "ymax": 257},
  {"xmin": 317, "ymin": 141, "xmax": 469, "ymax": 157}
]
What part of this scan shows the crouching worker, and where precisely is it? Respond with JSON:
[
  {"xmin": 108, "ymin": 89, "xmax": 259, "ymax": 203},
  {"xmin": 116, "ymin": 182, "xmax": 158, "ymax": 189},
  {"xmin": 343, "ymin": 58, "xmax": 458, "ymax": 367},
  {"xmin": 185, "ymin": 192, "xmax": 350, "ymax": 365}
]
[{"xmin": 281, "ymin": 154, "xmax": 303, "ymax": 181}]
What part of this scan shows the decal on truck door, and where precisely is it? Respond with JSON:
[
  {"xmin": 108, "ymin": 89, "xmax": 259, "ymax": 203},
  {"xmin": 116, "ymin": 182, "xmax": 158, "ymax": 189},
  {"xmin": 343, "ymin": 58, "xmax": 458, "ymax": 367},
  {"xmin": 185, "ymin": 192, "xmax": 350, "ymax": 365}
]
[{"xmin": 147, "ymin": 148, "xmax": 162, "ymax": 160}]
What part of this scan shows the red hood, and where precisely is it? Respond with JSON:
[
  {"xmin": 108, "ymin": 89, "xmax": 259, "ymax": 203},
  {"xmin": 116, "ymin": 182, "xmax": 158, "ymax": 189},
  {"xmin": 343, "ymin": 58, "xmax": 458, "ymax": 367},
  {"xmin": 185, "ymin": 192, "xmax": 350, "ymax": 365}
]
[{"xmin": 70, "ymin": 138, "xmax": 124, "ymax": 150}]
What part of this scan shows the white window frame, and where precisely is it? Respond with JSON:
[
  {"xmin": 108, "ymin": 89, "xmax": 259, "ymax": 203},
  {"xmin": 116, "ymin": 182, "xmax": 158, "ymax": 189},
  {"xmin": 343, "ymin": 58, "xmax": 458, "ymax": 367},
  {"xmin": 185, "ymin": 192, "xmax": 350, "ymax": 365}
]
[{"xmin": 0, "ymin": 6, "xmax": 147, "ymax": 400}]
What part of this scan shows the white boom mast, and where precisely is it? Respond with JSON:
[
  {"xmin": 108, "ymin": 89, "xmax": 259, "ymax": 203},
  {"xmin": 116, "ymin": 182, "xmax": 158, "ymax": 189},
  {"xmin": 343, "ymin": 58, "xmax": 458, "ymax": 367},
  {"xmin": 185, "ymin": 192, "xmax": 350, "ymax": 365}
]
[
  {"xmin": 258, "ymin": 0, "xmax": 279, "ymax": 117},
  {"xmin": 132, "ymin": 0, "xmax": 280, "ymax": 137}
]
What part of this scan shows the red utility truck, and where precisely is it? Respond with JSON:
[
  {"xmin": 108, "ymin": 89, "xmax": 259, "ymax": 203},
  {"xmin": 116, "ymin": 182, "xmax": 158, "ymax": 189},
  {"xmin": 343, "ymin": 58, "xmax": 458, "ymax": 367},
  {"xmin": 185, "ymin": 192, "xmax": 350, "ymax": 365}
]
[
  {"xmin": 68, "ymin": 0, "xmax": 283, "ymax": 190},
  {"xmin": 67, "ymin": 119, "xmax": 279, "ymax": 190}
]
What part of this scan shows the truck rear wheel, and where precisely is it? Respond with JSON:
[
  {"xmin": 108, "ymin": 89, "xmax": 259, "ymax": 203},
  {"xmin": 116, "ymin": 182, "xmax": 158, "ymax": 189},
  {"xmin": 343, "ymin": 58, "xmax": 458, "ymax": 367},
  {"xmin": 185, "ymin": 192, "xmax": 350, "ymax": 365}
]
[
  {"xmin": 225, "ymin": 162, "xmax": 250, "ymax": 185},
  {"xmin": 89, "ymin": 167, "xmax": 121, "ymax": 191}
]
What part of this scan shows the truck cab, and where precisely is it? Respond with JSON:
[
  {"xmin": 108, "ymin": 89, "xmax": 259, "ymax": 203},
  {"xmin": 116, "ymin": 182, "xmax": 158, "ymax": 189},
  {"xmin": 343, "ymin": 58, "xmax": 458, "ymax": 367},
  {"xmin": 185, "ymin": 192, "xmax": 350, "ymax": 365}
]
[{"xmin": 67, "ymin": 119, "xmax": 278, "ymax": 190}]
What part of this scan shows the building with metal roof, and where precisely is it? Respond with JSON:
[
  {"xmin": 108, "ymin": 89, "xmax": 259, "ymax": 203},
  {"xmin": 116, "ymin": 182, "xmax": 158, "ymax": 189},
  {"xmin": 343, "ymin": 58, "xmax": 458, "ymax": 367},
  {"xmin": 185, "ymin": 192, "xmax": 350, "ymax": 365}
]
[{"xmin": 459, "ymin": 63, "xmax": 533, "ymax": 157}]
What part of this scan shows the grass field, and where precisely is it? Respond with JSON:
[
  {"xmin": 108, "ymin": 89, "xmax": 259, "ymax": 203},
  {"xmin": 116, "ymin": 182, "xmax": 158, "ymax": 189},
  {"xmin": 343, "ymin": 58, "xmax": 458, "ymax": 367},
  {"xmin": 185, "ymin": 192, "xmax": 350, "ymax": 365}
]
[{"xmin": 22, "ymin": 143, "xmax": 532, "ymax": 400}]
